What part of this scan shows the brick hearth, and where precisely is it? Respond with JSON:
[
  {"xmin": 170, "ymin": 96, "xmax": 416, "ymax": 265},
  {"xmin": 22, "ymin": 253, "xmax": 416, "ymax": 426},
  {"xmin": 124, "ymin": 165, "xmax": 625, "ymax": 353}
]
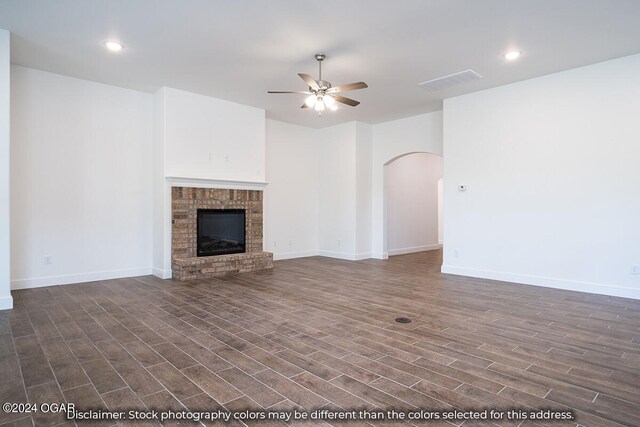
[{"xmin": 171, "ymin": 187, "xmax": 273, "ymax": 281}]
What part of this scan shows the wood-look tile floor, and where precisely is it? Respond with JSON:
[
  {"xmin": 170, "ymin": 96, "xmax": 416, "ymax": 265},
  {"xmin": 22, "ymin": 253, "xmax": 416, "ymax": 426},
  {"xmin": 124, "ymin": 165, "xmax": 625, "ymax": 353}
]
[{"xmin": 1, "ymin": 250, "xmax": 639, "ymax": 427}]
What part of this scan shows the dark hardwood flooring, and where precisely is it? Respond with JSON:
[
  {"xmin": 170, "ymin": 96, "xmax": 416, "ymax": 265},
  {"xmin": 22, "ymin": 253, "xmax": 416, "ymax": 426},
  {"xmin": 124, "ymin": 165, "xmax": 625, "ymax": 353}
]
[{"xmin": 1, "ymin": 250, "xmax": 639, "ymax": 426}]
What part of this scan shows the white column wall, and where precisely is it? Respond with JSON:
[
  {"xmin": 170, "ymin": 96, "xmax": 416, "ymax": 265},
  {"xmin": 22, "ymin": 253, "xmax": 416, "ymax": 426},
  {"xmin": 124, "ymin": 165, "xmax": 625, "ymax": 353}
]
[
  {"xmin": 371, "ymin": 111, "xmax": 443, "ymax": 258},
  {"xmin": 0, "ymin": 29, "xmax": 11, "ymax": 308}
]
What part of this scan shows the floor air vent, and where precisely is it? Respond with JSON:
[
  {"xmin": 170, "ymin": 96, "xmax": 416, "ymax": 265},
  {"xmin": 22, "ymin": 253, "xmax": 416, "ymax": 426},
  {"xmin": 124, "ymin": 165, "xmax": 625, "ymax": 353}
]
[{"xmin": 418, "ymin": 69, "xmax": 483, "ymax": 92}]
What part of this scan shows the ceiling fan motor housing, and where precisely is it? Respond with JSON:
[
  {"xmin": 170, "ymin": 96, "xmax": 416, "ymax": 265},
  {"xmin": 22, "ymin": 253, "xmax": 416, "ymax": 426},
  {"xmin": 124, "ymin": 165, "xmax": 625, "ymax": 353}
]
[{"xmin": 313, "ymin": 80, "xmax": 331, "ymax": 91}]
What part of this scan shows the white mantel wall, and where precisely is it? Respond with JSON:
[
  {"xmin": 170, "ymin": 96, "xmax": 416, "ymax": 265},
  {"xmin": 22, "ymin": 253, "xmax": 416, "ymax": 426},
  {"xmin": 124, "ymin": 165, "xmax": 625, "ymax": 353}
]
[
  {"xmin": 162, "ymin": 87, "xmax": 265, "ymax": 182},
  {"xmin": 442, "ymin": 53, "xmax": 640, "ymax": 299},
  {"xmin": 152, "ymin": 87, "xmax": 267, "ymax": 277}
]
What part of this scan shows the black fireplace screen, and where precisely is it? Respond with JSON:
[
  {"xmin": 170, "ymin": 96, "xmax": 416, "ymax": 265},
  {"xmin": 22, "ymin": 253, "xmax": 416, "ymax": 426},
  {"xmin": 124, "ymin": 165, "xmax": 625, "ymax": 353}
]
[{"xmin": 197, "ymin": 209, "xmax": 246, "ymax": 256}]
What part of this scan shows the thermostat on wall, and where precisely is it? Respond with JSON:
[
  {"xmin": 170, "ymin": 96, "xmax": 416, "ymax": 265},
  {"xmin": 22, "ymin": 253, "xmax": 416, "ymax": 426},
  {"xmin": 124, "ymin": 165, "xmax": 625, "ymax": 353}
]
[{"xmin": 457, "ymin": 185, "xmax": 467, "ymax": 192}]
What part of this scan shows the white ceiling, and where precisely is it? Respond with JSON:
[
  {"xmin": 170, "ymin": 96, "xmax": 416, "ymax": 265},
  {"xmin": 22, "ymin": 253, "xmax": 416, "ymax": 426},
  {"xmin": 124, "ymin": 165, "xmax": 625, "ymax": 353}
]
[{"xmin": 1, "ymin": 0, "xmax": 640, "ymax": 128}]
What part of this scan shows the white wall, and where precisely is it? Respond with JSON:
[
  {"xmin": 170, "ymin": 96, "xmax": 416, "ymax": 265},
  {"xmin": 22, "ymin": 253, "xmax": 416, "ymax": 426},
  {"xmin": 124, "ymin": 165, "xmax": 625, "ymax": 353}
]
[
  {"xmin": 318, "ymin": 122, "xmax": 357, "ymax": 258},
  {"xmin": 162, "ymin": 87, "xmax": 265, "ymax": 182},
  {"xmin": 442, "ymin": 53, "xmax": 640, "ymax": 299},
  {"xmin": 386, "ymin": 153, "xmax": 443, "ymax": 255},
  {"xmin": 0, "ymin": 30, "xmax": 11, "ymax": 308},
  {"xmin": 265, "ymin": 120, "xmax": 372, "ymax": 262},
  {"xmin": 10, "ymin": 66, "xmax": 154, "ymax": 289},
  {"xmin": 437, "ymin": 178, "xmax": 443, "ymax": 244},
  {"xmin": 265, "ymin": 114, "xmax": 440, "ymax": 263},
  {"xmin": 152, "ymin": 89, "xmax": 167, "ymax": 276},
  {"xmin": 264, "ymin": 119, "xmax": 320, "ymax": 260},
  {"xmin": 355, "ymin": 122, "xmax": 373, "ymax": 258},
  {"xmin": 371, "ymin": 111, "xmax": 443, "ymax": 258}
]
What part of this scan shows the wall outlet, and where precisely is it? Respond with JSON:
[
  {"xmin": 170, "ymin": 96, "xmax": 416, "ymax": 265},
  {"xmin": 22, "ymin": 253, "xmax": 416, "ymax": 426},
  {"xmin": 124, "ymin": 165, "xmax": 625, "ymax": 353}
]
[
  {"xmin": 288, "ymin": 240, "xmax": 292, "ymax": 246},
  {"xmin": 453, "ymin": 249, "xmax": 460, "ymax": 258},
  {"xmin": 208, "ymin": 152, "xmax": 214, "ymax": 161},
  {"xmin": 337, "ymin": 239, "xmax": 341, "ymax": 247},
  {"xmin": 632, "ymin": 264, "xmax": 639, "ymax": 275},
  {"xmin": 273, "ymin": 241, "xmax": 277, "ymax": 247},
  {"xmin": 44, "ymin": 255, "xmax": 53, "ymax": 265}
]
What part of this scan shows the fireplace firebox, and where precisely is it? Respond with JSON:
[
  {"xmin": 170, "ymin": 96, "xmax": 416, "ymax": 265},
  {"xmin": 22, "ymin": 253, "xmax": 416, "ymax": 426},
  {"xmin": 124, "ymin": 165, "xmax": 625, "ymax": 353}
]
[{"xmin": 197, "ymin": 209, "xmax": 246, "ymax": 256}]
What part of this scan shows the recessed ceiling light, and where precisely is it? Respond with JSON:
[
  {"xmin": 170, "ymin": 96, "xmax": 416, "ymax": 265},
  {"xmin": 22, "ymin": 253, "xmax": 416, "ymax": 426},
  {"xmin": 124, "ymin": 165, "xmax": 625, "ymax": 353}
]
[
  {"xmin": 104, "ymin": 41, "xmax": 124, "ymax": 52},
  {"xmin": 504, "ymin": 50, "xmax": 521, "ymax": 61}
]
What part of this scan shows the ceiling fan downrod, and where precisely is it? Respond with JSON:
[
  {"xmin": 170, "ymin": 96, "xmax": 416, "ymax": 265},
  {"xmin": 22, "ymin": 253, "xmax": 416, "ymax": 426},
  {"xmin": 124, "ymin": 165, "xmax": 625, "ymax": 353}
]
[{"xmin": 315, "ymin": 53, "xmax": 325, "ymax": 81}]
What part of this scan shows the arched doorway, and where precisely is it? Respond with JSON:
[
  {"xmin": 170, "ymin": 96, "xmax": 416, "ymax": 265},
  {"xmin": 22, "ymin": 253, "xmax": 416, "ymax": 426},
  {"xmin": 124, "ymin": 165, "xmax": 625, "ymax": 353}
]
[{"xmin": 383, "ymin": 152, "xmax": 443, "ymax": 256}]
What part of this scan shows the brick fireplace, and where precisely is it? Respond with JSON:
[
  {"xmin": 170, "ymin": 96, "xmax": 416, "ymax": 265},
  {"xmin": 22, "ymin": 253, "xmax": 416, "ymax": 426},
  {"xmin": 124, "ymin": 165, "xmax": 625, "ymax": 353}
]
[{"xmin": 171, "ymin": 187, "xmax": 273, "ymax": 281}]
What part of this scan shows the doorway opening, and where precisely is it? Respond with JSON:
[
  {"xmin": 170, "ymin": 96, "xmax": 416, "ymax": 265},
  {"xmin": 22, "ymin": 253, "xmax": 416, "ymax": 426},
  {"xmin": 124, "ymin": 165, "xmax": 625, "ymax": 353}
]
[{"xmin": 384, "ymin": 152, "xmax": 443, "ymax": 256}]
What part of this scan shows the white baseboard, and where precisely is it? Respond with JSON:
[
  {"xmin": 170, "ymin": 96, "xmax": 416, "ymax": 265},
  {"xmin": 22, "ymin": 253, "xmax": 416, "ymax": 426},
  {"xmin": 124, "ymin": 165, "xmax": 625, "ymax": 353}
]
[
  {"xmin": 0, "ymin": 295, "xmax": 13, "ymax": 310},
  {"xmin": 275, "ymin": 250, "xmax": 372, "ymax": 261},
  {"xmin": 354, "ymin": 252, "xmax": 372, "ymax": 261},
  {"xmin": 441, "ymin": 265, "xmax": 640, "ymax": 300},
  {"xmin": 388, "ymin": 244, "xmax": 442, "ymax": 256},
  {"xmin": 317, "ymin": 250, "xmax": 369, "ymax": 261},
  {"xmin": 11, "ymin": 267, "xmax": 154, "ymax": 290},
  {"xmin": 273, "ymin": 250, "xmax": 320, "ymax": 261},
  {"xmin": 371, "ymin": 252, "xmax": 389, "ymax": 260},
  {"xmin": 152, "ymin": 268, "xmax": 172, "ymax": 279}
]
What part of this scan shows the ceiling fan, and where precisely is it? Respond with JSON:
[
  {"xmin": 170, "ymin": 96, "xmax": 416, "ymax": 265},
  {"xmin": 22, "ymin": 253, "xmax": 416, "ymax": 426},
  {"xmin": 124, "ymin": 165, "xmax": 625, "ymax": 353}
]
[{"xmin": 268, "ymin": 54, "xmax": 368, "ymax": 114}]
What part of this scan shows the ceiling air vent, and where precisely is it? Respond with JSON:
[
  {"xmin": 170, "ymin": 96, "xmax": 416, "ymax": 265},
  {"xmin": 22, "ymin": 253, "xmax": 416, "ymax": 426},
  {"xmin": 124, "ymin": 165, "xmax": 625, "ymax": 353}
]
[{"xmin": 418, "ymin": 69, "xmax": 483, "ymax": 92}]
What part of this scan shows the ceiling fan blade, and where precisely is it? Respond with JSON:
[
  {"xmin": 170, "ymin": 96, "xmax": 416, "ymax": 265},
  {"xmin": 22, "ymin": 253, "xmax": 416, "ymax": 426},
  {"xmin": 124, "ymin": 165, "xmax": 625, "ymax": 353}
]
[
  {"xmin": 298, "ymin": 73, "xmax": 319, "ymax": 91},
  {"xmin": 333, "ymin": 95, "xmax": 360, "ymax": 107},
  {"xmin": 327, "ymin": 82, "xmax": 368, "ymax": 93},
  {"xmin": 267, "ymin": 91, "xmax": 311, "ymax": 94}
]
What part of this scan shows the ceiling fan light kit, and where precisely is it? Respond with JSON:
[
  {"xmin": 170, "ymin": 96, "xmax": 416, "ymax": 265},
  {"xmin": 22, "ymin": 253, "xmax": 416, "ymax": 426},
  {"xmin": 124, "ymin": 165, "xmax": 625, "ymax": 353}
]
[{"xmin": 268, "ymin": 53, "xmax": 368, "ymax": 116}]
